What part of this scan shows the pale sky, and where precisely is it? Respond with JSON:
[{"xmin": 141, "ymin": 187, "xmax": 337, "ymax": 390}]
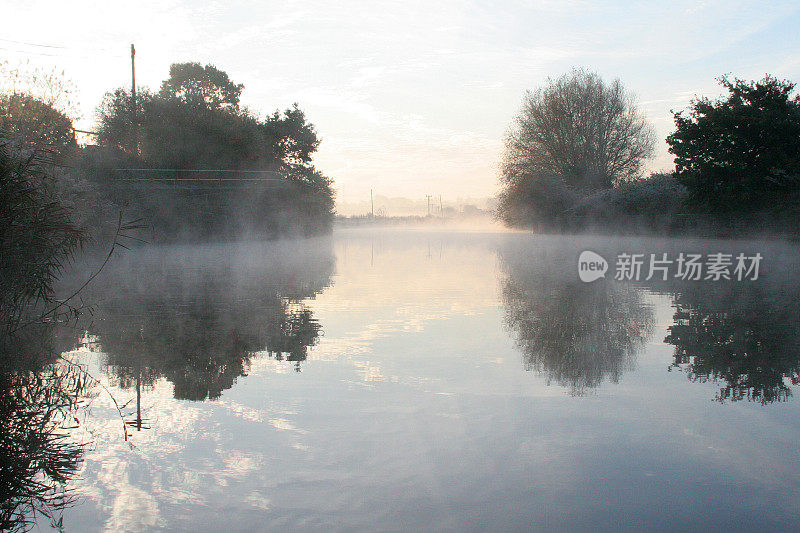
[{"xmin": 2, "ymin": 0, "xmax": 799, "ymax": 206}]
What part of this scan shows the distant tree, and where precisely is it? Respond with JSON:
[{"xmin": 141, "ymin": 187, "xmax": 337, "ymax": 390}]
[
  {"xmin": 499, "ymin": 68, "xmax": 655, "ymax": 227},
  {"xmin": 95, "ymin": 87, "xmax": 150, "ymax": 156},
  {"xmin": 97, "ymin": 73, "xmax": 325, "ymax": 172},
  {"xmin": 667, "ymin": 75, "xmax": 800, "ymax": 211},
  {"xmin": 158, "ymin": 62, "xmax": 243, "ymax": 111},
  {"xmin": 264, "ymin": 104, "xmax": 321, "ymax": 167}
]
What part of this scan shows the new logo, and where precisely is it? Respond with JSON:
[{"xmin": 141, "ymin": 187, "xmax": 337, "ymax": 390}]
[{"xmin": 578, "ymin": 250, "xmax": 608, "ymax": 282}]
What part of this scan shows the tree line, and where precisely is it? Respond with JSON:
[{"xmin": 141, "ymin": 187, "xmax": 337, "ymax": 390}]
[
  {"xmin": 498, "ymin": 69, "xmax": 800, "ymax": 236},
  {"xmin": 0, "ymin": 61, "xmax": 336, "ymax": 250}
]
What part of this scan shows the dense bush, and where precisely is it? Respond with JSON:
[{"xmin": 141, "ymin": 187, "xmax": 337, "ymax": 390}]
[
  {"xmin": 497, "ymin": 171, "xmax": 579, "ymax": 230},
  {"xmin": 567, "ymin": 172, "xmax": 689, "ymax": 233}
]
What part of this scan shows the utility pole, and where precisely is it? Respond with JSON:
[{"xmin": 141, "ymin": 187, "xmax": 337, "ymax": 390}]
[
  {"xmin": 425, "ymin": 195, "xmax": 432, "ymax": 216},
  {"xmin": 439, "ymin": 195, "xmax": 443, "ymax": 217},
  {"xmin": 370, "ymin": 189, "xmax": 374, "ymax": 217},
  {"xmin": 130, "ymin": 43, "xmax": 138, "ymax": 155}
]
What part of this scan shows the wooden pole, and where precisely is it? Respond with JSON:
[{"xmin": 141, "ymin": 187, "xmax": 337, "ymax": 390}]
[{"xmin": 130, "ymin": 44, "xmax": 137, "ymax": 154}]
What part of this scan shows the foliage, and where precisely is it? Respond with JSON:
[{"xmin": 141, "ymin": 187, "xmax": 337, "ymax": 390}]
[
  {"xmin": 503, "ymin": 69, "xmax": 655, "ymax": 191},
  {"xmin": 0, "ymin": 94, "xmax": 76, "ymax": 155},
  {"xmin": 567, "ymin": 172, "xmax": 690, "ymax": 233},
  {"xmin": 94, "ymin": 62, "xmax": 335, "ymax": 239},
  {"xmin": 496, "ymin": 171, "xmax": 579, "ymax": 230},
  {"xmin": 0, "ymin": 135, "xmax": 85, "ymax": 332},
  {"xmin": 158, "ymin": 62, "xmax": 243, "ymax": 111},
  {"xmin": 0, "ymin": 62, "xmax": 79, "ymax": 121},
  {"xmin": 499, "ymin": 68, "xmax": 655, "ymax": 228},
  {"xmin": 0, "ymin": 68, "xmax": 111, "ymax": 238},
  {"xmin": 667, "ymin": 75, "xmax": 800, "ymax": 211}
]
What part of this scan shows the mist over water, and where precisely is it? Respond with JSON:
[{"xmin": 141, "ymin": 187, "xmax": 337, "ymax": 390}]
[
  {"xmin": 33, "ymin": 228, "xmax": 800, "ymax": 531},
  {"xmin": 3, "ymin": 4, "xmax": 799, "ymax": 530}
]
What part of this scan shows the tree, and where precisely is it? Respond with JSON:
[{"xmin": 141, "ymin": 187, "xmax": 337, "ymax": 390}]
[
  {"xmin": 0, "ymin": 94, "xmax": 76, "ymax": 154},
  {"xmin": 93, "ymin": 62, "xmax": 336, "ymax": 239},
  {"xmin": 95, "ymin": 87, "xmax": 150, "ymax": 156},
  {"xmin": 0, "ymin": 63, "xmax": 79, "ymax": 156},
  {"xmin": 158, "ymin": 62, "xmax": 243, "ymax": 111},
  {"xmin": 499, "ymin": 69, "xmax": 655, "ymax": 227},
  {"xmin": 503, "ymin": 69, "xmax": 655, "ymax": 190},
  {"xmin": 667, "ymin": 75, "xmax": 800, "ymax": 211},
  {"xmin": 264, "ymin": 104, "xmax": 321, "ymax": 167}
]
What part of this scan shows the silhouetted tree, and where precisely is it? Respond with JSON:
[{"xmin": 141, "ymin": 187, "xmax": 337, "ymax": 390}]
[
  {"xmin": 158, "ymin": 62, "xmax": 243, "ymax": 112},
  {"xmin": 0, "ymin": 94, "xmax": 76, "ymax": 155},
  {"xmin": 499, "ymin": 69, "xmax": 655, "ymax": 228},
  {"xmin": 667, "ymin": 75, "xmax": 800, "ymax": 212},
  {"xmin": 93, "ymin": 62, "xmax": 335, "ymax": 240}
]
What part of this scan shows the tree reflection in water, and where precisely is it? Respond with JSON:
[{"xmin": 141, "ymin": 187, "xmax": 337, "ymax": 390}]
[
  {"xmin": 80, "ymin": 241, "xmax": 333, "ymax": 401},
  {"xmin": 499, "ymin": 245, "xmax": 654, "ymax": 395},
  {"xmin": 499, "ymin": 239, "xmax": 800, "ymax": 403},
  {"xmin": 0, "ymin": 328, "xmax": 89, "ymax": 532},
  {"xmin": 665, "ymin": 280, "xmax": 800, "ymax": 404}
]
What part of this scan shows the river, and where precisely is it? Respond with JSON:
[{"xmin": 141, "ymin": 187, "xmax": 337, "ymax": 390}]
[{"xmin": 19, "ymin": 228, "xmax": 800, "ymax": 531}]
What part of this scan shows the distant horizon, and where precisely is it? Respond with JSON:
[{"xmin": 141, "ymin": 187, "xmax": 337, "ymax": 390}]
[{"xmin": 335, "ymin": 193, "xmax": 495, "ymax": 217}]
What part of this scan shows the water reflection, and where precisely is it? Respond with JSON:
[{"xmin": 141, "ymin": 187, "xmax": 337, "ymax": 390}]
[
  {"xmin": 498, "ymin": 236, "xmax": 800, "ymax": 403},
  {"xmin": 7, "ymin": 230, "xmax": 800, "ymax": 531},
  {"xmin": 79, "ymin": 240, "xmax": 333, "ymax": 401},
  {"xmin": 498, "ymin": 241, "xmax": 654, "ymax": 394},
  {"xmin": 665, "ymin": 280, "xmax": 800, "ymax": 404},
  {"xmin": 0, "ymin": 327, "xmax": 88, "ymax": 532}
]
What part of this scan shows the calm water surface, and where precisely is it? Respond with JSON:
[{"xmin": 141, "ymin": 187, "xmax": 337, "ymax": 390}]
[{"xmin": 50, "ymin": 229, "xmax": 800, "ymax": 531}]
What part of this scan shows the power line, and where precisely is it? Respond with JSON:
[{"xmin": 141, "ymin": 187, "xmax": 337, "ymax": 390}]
[
  {"xmin": 0, "ymin": 37, "xmax": 71, "ymax": 49},
  {"xmin": 114, "ymin": 168, "xmax": 284, "ymax": 173},
  {"xmin": 0, "ymin": 44, "xmax": 126, "ymax": 59},
  {"xmin": 0, "ymin": 46, "xmax": 64, "ymax": 58},
  {"xmin": 0, "ymin": 37, "xmax": 123, "ymax": 53},
  {"xmin": 117, "ymin": 178, "xmax": 286, "ymax": 181}
]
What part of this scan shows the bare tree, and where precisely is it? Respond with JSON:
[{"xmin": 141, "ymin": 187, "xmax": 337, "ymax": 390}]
[{"xmin": 502, "ymin": 69, "xmax": 655, "ymax": 192}]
